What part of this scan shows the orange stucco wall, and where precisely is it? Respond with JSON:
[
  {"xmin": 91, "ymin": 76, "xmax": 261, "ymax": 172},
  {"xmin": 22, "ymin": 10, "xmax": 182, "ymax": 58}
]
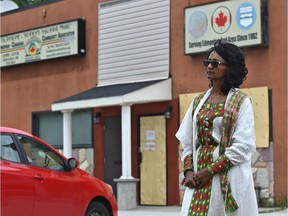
[
  {"xmin": 1, "ymin": 0, "xmax": 287, "ymax": 203},
  {"xmin": 1, "ymin": 0, "xmax": 100, "ymax": 131}
]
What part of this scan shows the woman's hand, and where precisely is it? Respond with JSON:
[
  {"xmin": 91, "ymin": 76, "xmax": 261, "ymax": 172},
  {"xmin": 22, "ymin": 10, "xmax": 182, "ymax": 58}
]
[
  {"xmin": 193, "ymin": 168, "xmax": 213, "ymax": 188},
  {"xmin": 181, "ymin": 170, "xmax": 198, "ymax": 189}
]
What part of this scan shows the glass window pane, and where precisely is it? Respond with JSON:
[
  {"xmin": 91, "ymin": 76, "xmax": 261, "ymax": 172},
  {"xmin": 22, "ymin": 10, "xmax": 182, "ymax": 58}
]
[
  {"xmin": 36, "ymin": 109, "xmax": 92, "ymax": 148},
  {"xmin": 72, "ymin": 109, "xmax": 92, "ymax": 146},
  {"xmin": 17, "ymin": 135, "xmax": 65, "ymax": 171},
  {"xmin": 0, "ymin": 134, "xmax": 21, "ymax": 163},
  {"xmin": 39, "ymin": 112, "xmax": 63, "ymax": 146}
]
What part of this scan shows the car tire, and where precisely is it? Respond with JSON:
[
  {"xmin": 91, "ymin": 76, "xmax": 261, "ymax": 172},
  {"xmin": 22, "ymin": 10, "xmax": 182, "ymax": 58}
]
[{"xmin": 85, "ymin": 201, "xmax": 110, "ymax": 216}]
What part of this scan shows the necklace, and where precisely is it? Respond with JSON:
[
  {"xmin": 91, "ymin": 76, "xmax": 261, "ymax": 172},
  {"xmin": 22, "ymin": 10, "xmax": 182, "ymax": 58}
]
[{"xmin": 203, "ymin": 91, "xmax": 224, "ymax": 146}]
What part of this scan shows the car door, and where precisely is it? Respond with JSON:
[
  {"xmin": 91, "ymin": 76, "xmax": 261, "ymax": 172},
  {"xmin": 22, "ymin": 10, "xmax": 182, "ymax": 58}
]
[
  {"xmin": 0, "ymin": 134, "xmax": 35, "ymax": 216},
  {"xmin": 31, "ymin": 166, "xmax": 83, "ymax": 216},
  {"xmin": 17, "ymin": 135, "xmax": 84, "ymax": 216}
]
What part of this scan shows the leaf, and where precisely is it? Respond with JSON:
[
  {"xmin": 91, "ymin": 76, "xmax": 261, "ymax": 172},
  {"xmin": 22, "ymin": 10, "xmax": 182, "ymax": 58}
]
[{"xmin": 215, "ymin": 11, "xmax": 227, "ymax": 28}]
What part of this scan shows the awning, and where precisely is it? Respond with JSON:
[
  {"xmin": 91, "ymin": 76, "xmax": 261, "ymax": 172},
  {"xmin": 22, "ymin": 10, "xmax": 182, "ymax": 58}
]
[{"xmin": 51, "ymin": 78, "xmax": 172, "ymax": 111}]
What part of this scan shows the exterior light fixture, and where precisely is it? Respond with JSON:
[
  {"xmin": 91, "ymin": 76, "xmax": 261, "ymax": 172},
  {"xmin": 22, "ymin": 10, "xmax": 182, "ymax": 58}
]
[
  {"xmin": 93, "ymin": 112, "xmax": 102, "ymax": 124},
  {"xmin": 164, "ymin": 106, "xmax": 173, "ymax": 119}
]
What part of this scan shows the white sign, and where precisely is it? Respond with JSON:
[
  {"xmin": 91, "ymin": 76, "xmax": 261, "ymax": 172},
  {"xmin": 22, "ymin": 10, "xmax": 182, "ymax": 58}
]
[
  {"xmin": 1, "ymin": 19, "xmax": 85, "ymax": 67},
  {"xmin": 184, "ymin": 0, "xmax": 265, "ymax": 54},
  {"xmin": 145, "ymin": 142, "xmax": 156, "ymax": 151},
  {"xmin": 146, "ymin": 130, "xmax": 156, "ymax": 141}
]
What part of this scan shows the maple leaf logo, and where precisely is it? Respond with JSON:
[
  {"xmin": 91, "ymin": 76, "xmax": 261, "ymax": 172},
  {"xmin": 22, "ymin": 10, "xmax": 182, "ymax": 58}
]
[
  {"xmin": 211, "ymin": 7, "xmax": 231, "ymax": 34},
  {"xmin": 215, "ymin": 10, "xmax": 227, "ymax": 31}
]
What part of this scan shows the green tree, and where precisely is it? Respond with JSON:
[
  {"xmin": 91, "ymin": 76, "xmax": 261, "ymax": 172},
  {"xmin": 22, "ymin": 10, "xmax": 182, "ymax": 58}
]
[{"xmin": 11, "ymin": 0, "xmax": 47, "ymax": 7}]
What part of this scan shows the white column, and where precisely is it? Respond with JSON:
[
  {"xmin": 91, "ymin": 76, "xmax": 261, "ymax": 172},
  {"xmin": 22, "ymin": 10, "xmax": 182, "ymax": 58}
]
[
  {"xmin": 120, "ymin": 105, "xmax": 133, "ymax": 179},
  {"xmin": 62, "ymin": 110, "xmax": 73, "ymax": 158}
]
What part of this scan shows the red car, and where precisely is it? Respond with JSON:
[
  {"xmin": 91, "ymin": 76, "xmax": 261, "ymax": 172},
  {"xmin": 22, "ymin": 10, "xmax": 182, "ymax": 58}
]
[{"xmin": 0, "ymin": 126, "xmax": 118, "ymax": 216}]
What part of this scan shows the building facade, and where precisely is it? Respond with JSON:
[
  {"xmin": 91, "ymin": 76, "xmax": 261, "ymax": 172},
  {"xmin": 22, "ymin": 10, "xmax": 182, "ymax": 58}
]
[{"xmin": 1, "ymin": 0, "xmax": 287, "ymax": 208}]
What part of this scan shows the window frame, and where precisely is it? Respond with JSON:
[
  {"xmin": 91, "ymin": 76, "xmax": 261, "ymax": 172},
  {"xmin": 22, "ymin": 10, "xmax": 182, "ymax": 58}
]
[{"xmin": 32, "ymin": 109, "xmax": 94, "ymax": 149}]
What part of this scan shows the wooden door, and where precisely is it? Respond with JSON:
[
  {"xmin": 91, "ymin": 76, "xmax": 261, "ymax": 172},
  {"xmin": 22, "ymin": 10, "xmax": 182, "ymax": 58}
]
[
  {"xmin": 104, "ymin": 116, "xmax": 122, "ymax": 198},
  {"xmin": 139, "ymin": 115, "xmax": 167, "ymax": 205}
]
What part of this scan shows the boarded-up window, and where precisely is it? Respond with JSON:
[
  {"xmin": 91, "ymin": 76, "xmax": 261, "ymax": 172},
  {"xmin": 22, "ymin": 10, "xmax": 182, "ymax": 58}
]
[{"xmin": 98, "ymin": 0, "xmax": 170, "ymax": 86}]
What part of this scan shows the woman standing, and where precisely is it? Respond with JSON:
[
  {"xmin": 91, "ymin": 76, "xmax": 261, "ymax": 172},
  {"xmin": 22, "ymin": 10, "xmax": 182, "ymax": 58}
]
[{"xmin": 176, "ymin": 40, "xmax": 259, "ymax": 216}]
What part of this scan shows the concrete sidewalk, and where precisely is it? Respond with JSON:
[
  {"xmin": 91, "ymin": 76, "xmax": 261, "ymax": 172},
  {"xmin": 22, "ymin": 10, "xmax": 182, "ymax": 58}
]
[
  {"xmin": 118, "ymin": 206, "xmax": 288, "ymax": 216},
  {"xmin": 259, "ymin": 208, "xmax": 288, "ymax": 216}
]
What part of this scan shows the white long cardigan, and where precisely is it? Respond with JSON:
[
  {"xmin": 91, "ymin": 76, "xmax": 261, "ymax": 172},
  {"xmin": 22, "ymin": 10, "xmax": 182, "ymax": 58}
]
[{"xmin": 176, "ymin": 88, "xmax": 259, "ymax": 216}]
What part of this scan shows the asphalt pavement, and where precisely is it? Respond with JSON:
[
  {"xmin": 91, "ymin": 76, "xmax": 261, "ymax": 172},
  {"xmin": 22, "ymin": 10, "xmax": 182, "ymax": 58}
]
[{"xmin": 118, "ymin": 206, "xmax": 288, "ymax": 216}]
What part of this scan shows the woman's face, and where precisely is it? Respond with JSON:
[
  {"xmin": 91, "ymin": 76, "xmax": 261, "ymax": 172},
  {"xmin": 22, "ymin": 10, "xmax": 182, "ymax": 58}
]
[{"xmin": 205, "ymin": 51, "xmax": 227, "ymax": 81}]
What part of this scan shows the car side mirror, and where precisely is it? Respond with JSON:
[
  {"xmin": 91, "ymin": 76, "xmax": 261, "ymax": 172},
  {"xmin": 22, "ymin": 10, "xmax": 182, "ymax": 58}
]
[{"xmin": 67, "ymin": 158, "xmax": 77, "ymax": 170}]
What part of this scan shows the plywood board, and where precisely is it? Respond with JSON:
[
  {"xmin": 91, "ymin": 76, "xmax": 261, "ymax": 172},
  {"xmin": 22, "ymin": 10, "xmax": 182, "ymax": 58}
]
[
  {"xmin": 179, "ymin": 87, "xmax": 269, "ymax": 148},
  {"xmin": 140, "ymin": 115, "xmax": 167, "ymax": 205}
]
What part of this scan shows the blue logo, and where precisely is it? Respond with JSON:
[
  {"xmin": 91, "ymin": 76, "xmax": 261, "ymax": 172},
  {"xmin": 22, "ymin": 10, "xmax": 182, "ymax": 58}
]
[{"xmin": 236, "ymin": 2, "xmax": 256, "ymax": 30}]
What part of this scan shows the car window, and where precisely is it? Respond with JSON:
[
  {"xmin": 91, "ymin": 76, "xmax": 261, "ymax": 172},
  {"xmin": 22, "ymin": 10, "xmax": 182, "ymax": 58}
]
[
  {"xmin": 17, "ymin": 136, "xmax": 66, "ymax": 171},
  {"xmin": 0, "ymin": 134, "xmax": 21, "ymax": 163}
]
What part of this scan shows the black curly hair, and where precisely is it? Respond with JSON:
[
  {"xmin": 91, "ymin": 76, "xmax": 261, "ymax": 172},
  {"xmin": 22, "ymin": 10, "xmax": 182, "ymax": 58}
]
[{"xmin": 206, "ymin": 40, "xmax": 248, "ymax": 95}]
